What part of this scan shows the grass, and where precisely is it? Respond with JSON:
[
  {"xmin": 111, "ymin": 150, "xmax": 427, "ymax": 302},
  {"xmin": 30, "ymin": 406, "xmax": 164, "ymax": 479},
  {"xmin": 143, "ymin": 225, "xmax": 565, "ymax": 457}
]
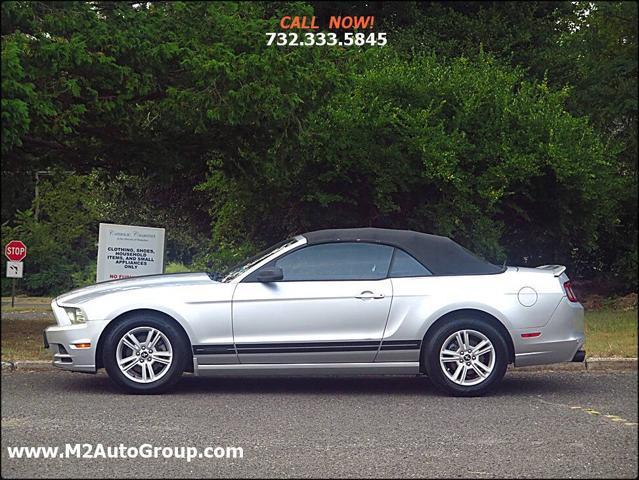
[
  {"xmin": 1, "ymin": 296, "xmax": 53, "ymax": 305},
  {"xmin": 1, "ymin": 296, "xmax": 53, "ymax": 313},
  {"xmin": 1, "ymin": 304, "xmax": 637, "ymax": 362},
  {"xmin": 1, "ymin": 318, "xmax": 54, "ymax": 361},
  {"xmin": 585, "ymin": 309, "xmax": 638, "ymax": 358}
]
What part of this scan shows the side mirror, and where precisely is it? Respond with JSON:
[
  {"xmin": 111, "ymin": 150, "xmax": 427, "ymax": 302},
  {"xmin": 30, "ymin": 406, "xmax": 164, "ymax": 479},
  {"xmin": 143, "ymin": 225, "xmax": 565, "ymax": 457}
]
[{"xmin": 256, "ymin": 266, "xmax": 283, "ymax": 282}]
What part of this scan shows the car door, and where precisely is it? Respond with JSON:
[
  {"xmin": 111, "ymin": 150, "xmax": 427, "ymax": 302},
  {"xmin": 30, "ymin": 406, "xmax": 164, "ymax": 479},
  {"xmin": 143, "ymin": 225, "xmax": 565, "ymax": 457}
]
[{"xmin": 232, "ymin": 242, "xmax": 394, "ymax": 364}]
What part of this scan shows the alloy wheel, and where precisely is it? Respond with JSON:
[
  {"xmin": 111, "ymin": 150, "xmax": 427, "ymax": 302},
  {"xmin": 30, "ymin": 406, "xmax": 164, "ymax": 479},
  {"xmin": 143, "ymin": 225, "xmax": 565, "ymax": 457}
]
[
  {"xmin": 116, "ymin": 326, "xmax": 173, "ymax": 383},
  {"xmin": 439, "ymin": 329, "xmax": 495, "ymax": 386}
]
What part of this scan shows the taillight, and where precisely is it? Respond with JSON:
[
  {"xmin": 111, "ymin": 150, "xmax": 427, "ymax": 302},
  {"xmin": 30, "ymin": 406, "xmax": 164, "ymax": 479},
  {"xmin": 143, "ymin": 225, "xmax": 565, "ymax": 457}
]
[{"xmin": 564, "ymin": 281, "xmax": 578, "ymax": 302}]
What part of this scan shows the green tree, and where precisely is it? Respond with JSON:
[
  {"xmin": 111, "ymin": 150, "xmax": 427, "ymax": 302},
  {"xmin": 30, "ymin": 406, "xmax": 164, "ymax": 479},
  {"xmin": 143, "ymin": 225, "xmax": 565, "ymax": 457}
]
[
  {"xmin": 1, "ymin": 173, "xmax": 99, "ymax": 295},
  {"xmin": 199, "ymin": 52, "xmax": 621, "ymax": 276},
  {"xmin": 1, "ymin": 1, "xmax": 636, "ymax": 292},
  {"xmin": 555, "ymin": 2, "xmax": 638, "ymax": 283}
]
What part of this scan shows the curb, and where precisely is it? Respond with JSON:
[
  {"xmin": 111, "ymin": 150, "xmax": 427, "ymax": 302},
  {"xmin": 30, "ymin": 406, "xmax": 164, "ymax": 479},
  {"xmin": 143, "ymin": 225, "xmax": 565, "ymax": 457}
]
[
  {"xmin": 2, "ymin": 360, "xmax": 52, "ymax": 371},
  {"xmin": 511, "ymin": 357, "xmax": 637, "ymax": 372},
  {"xmin": 1, "ymin": 361, "xmax": 15, "ymax": 371},
  {"xmin": 586, "ymin": 357, "xmax": 638, "ymax": 371},
  {"xmin": 2, "ymin": 358, "xmax": 637, "ymax": 372}
]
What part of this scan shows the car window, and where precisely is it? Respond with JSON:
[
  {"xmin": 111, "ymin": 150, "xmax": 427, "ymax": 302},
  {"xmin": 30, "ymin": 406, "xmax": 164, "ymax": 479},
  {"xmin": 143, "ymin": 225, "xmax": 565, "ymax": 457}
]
[
  {"xmin": 271, "ymin": 242, "xmax": 394, "ymax": 281},
  {"xmin": 219, "ymin": 238, "xmax": 298, "ymax": 282},
  {"xmin": 389, "ymin": 248, "xmax": 432, "ymax": 277}
]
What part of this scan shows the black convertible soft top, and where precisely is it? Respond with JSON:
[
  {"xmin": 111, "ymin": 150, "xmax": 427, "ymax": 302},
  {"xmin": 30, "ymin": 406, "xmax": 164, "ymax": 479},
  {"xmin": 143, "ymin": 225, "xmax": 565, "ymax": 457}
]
[{"xmin": 302, "ymin": 228, "xmax": 504, "ymax": 276}]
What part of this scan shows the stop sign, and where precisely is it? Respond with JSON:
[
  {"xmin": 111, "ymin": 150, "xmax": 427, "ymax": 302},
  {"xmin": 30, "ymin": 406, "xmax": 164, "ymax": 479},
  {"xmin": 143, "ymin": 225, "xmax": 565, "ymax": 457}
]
[{"xmin": 5, "ymin": 240, "xmax": 27, "ymax": 262}]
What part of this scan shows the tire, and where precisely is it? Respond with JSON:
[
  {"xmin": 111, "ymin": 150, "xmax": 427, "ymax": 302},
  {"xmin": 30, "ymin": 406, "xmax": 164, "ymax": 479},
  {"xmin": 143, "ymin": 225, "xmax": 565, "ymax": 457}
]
[
  {"xmin": 423, "ymin": 317, "xmax": 509, "ymax": 397},
  {"xmin": 102, "ymin": 313, "xmax": 188, "ymax": 394}
]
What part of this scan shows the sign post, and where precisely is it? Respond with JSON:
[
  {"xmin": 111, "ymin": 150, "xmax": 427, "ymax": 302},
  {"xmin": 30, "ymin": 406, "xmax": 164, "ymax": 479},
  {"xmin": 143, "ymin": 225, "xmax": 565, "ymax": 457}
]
[
  {"xmin": 96, "ymin": 224, "xmax": 165, "ymax": 283},
  {"xmin": 5, "ymin": 240, "xmax": 27, "ymax": 308}
]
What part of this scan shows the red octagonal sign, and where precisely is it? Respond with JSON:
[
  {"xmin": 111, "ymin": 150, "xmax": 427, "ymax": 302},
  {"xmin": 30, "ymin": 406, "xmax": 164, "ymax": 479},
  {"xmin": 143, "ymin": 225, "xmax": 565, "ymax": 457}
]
[{"xmin": 5, "ymin": 240, "xmax": 27, "ymax": 262}]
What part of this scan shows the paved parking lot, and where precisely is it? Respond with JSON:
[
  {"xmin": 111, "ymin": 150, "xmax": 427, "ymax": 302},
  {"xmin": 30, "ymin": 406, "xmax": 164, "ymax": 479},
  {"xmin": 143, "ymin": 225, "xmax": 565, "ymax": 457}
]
[{"xmin": 1, "ymin": 370, "xmax": 637, "ymax": 478}]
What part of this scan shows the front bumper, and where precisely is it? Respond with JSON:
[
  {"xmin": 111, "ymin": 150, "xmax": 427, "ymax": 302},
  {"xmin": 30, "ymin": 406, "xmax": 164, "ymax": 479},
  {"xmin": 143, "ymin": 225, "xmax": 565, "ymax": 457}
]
[
  {"xmin": 44, "ymin": 320, "xmax": 108, "ymax": 373},
  {"xmin": 514, "ymin": 297, "xmax": 585, "ymax": 367}
]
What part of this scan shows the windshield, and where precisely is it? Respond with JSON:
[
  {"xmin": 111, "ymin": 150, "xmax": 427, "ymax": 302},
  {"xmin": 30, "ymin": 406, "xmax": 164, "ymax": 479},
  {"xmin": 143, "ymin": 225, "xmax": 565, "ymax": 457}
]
[{"xmin": 218, "ymin": 238, "xmax": 299, "ymax": 282}]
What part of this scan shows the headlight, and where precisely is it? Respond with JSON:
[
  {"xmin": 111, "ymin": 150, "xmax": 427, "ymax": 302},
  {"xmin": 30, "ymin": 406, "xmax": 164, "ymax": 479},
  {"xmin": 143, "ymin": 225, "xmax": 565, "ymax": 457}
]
[{"xmin": 63, "ymin": 307, "xmax": 86, "ymax": 324}]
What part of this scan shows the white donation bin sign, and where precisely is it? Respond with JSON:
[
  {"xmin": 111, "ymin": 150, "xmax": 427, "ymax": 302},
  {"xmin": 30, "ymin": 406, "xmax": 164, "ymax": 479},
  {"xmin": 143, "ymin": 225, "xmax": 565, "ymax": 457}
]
[{"xmin": 96, "ymin": 223, "xmax": 165, "ymax": 283}]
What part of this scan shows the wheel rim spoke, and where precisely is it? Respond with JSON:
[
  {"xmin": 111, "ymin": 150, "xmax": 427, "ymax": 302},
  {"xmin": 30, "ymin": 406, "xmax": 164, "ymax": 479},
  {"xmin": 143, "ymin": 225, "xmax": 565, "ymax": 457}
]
[
  {"xmin": 146, "ymin": 362, "xmax": 155, "ymax": 381},
  {"xmin": 151, "ymin": 354, "xmax": 171, "ymax": 365},
  {"xmin": 116, "ymin": 326, "xmax": 173, "ymax": 384},
  {"xmin": 472, "ymin": 340, "xmax": 488, "ymax": 354},
  {"xmin": 470, "ymin": 363, "xmax": 485, "ymax": 378},
  {"xmin": 122, "ymin": 337, "xmax": 137, "ymax": 351},
  {"xmin": 440, "ymin": 349, "xmax": 460, "ymax": 362},
  {"xmin": 475, "ymin": 345, "xmax": 493, "ymax": 357},
  {"xmin": 145, "ymin": 328, "xmax": 155, "ymax": 346},
  {"xmin": 451, "ymin": 363, "xmax": 464, "ymax": 381},
  {"xmin": 454, "ymin": 364, "xmax": 467, "ymax": 383},
  {"xmin": 148, "ymin": 331, "xmax": 162, "ymax": 350},
  {"xmin": 128, "ymin": 334, "xmax": 141, "ymax": 347},
  {"xmin": 119, "ymin": 356, "xmax": 138, "ymax": 372},
  {"xmin": 475, "ymin": 359, "xmax": 491, "ymax": 374}
]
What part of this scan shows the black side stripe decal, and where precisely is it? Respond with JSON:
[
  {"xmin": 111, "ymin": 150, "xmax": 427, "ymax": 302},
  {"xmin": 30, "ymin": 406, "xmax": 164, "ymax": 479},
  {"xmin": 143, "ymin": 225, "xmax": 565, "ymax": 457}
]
[
  {"xmin": 237, "ymin": 345, "xmax": 379, "ymax": 354},
  {"xmin": 193, "ymin": 344, "xmax": 235, "ymax": 355},
  {"xmin": 238, "ymin": 340, "xmax": 380, "ymax": 348},
  {"xmin": 193, "ymin": 340, "xmax": 421, "ymax": 355},
  {"xmin": 380, "ymin": 339, "xmax": 422, "ymax": 351}
]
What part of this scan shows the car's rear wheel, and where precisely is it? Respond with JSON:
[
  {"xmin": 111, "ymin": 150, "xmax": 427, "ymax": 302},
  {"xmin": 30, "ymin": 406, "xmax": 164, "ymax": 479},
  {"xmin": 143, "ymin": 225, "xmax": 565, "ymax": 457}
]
[
  {"xmin": 423, "ymin": 318, "xmax": 508, "ymax": 396},
  {"xmin": 103, "ymin": 313, "xmax": 187, "ymax": 394}
]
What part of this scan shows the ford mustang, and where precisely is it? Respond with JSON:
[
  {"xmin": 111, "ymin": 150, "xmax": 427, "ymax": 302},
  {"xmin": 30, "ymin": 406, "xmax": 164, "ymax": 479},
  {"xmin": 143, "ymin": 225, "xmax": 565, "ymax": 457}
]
[{"xmin": 44, "ymin": 228, "xmax": 585, "ymax": 396}]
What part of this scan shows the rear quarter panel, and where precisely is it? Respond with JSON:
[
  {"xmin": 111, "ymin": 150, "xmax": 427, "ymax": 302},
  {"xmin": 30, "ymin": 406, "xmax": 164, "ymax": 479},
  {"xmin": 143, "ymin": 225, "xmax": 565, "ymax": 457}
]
[{"xmin": 384, "ymin": 268, "xmax": 565, "ymax": 348}]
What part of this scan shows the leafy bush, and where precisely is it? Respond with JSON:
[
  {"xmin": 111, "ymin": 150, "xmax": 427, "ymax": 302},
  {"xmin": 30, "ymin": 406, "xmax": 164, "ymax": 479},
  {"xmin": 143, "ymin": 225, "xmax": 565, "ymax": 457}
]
[
  {"xmin": 0, "ymin": 171, "xmax": 210, "ymax": 296},
  {"xmin": 164, "ymin": 262, "xmax": 192, "ymax": 274},
  {"xmin": 200, "ymin": 52, "xmax": 621, "ymax": 276}
]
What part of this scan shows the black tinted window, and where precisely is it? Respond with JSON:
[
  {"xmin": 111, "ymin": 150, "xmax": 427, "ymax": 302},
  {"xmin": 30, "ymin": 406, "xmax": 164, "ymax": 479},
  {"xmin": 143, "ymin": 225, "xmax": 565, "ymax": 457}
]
[
  {"xmin": 273, "ymin": 243, "xmax": 393, "ymax": 281},
  {"xmin": 389, "ymin": 249, "xmax": 432, "ymax": 277}
]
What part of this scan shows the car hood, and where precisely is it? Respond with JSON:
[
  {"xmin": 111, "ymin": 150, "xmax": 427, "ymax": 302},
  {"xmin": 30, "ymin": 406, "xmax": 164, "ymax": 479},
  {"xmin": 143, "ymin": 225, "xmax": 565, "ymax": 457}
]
[{"xmin": 55, "ymin": 272, "xmax": 215, "ymax": 306}]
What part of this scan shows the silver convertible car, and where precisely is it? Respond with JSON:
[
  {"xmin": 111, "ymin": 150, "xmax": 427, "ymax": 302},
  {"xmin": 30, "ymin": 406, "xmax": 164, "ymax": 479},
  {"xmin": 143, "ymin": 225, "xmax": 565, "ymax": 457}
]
[{"xmin": 44, "ymin": 228, "xmax": 585, "ymax": 396}]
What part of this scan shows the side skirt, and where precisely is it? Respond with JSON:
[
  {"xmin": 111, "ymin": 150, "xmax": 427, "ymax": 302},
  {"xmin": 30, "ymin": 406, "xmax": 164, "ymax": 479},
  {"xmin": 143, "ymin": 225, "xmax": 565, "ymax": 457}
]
[{"xmin": 193, "ymin": 359, "xmax": 420, "ymax": 376}]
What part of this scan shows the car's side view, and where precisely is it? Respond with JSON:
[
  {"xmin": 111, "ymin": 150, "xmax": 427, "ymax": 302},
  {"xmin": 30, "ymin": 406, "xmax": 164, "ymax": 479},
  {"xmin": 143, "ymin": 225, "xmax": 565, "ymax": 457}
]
[{"xmin": 44, "ymin": 228, "xmax": 585, "ymax": 396}]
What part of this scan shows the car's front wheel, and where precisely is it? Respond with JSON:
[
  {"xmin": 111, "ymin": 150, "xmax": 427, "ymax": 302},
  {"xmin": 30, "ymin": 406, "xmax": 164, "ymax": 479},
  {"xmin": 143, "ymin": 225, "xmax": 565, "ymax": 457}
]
[
  {"xmin": 423, "ymin": 318, "xmax": 509, "ymax": 396},
  {"xmin": 102, "ymin": 313, "xmax": 188, "ymax": 394}
]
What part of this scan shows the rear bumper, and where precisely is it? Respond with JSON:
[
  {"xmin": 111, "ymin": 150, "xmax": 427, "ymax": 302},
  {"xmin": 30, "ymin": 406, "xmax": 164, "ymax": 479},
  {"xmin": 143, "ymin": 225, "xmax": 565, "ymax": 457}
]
[
  {"xmin": 44, "ymin": 320, "xmax": 108, "ymax": 373},
  {"xmin": 514, "ymin": 297, "xmax": 585, "ymax": 367}
]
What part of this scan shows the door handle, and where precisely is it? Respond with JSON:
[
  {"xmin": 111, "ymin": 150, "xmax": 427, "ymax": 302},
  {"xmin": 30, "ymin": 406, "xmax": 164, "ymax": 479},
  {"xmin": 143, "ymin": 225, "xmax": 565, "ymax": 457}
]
[{"xmin": 355, "ymin": 291, "xmax": 385, "ymax": 300}]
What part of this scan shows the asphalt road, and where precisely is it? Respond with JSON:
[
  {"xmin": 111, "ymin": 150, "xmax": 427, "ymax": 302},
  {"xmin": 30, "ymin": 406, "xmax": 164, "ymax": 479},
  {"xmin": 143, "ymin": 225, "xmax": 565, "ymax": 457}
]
[{"xmin": 1, "ymin": 370, "xmax": 637, "ymax": 478}]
